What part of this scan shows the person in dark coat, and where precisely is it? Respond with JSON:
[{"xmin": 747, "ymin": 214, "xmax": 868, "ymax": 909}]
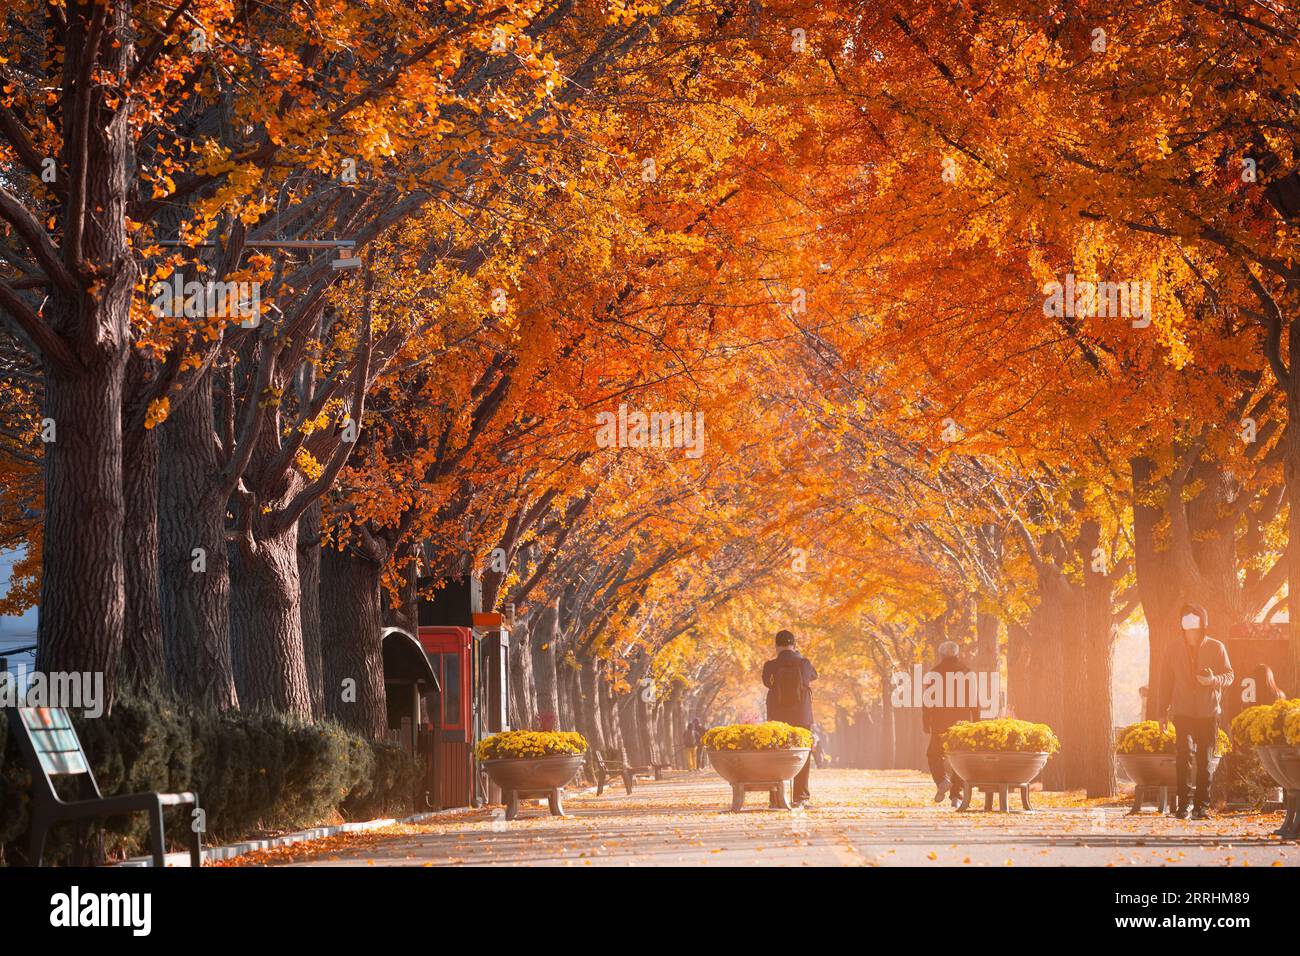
[
  {"xmin": 762, "ymin": 629, "xmax": 818, "ymax": 806},
  {"xmin": 684, "ymin": 717, "xmax": 704, "ymax": 770},
  {"xmin": 1157, "ymin": 603, "xmax": 1234, "ymax": 819},
  {"xmin": 922, "ymin": 641, "xmax": 980, "ymax": 806}
]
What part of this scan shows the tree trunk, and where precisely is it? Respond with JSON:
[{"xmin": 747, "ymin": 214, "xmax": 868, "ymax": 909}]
[
  {"xmin": 120, "ymin": 419, "xmax": 164, "ymax": 692},
  {"xmin": 319, "ymin": 546, "xmax": 386, "ymax": 737},
  {"xmin": 298, "ymin": 501, "xmax": 324, "ymax": 717},
  {"xmin": 1132, "ymin": 456, "xmax": 1184, "ymax": 719},
  {"xmin": 558, "ymin": 652, "xmax": 578, "ymax": 733},
  {"xmin": 1282, "ymin": 347, "xmax": 1300, "ymax": 688},
  {"xmin": 670, "ymin": 697, "xmax": 685, "ymax": 768},
  {"xmin": 508, "ymin": 614, "xmax": 534, "ymax": 729},
  {"xmin": 158, "ymin": 376, "xmax": 237, "ymax": 708},
  {"xmin": 599, "ymin": 668, "xmax": 626, "ymax": 756},
  {"xmin": 1006, "ymin": 621, "xmax": 1034, "ymax": 719},
  {"xmin": 531, "ymin": 600, "xmax": 560, "ymax": 729},
  {"xmin": 577, "ymin": 652, "xmax": 604, "ymax": 751},
  {"xmin": 37, "ymin": 345, "xmax": 128, "ymax": 701},
  {"xmin": 1029, "ymin": 577, "xmax": 1069, "ymax": 791},
  {"xmin": 878, "ymin": 665, "xmax": 896, "ymax": 769},
  {"xmin": 975, "ymin": 609, "xmax": 1000, "ymax": 681},
  {"xmin": 1080, "ymin": 520, "xmax": 1117, "ymax": 798},
  {"xmin": 230, "ymin": 519, "xmax": 312, "ymax": 714},
  {"xmin": 35, "ymin": 3, "xmax": 136, "ymax": 708}
]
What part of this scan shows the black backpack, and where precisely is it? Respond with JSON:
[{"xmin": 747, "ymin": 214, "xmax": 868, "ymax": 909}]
[{"xmin": 772, "ymin": 657, "xmax": 806, "ymax": 708}]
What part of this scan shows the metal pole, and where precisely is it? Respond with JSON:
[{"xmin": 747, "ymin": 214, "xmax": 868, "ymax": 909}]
[{"xmin": 156, "ymin": 239, "xmax": 355, "ymax": 249}]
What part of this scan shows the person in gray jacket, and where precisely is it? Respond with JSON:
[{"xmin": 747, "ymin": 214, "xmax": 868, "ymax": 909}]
[{"xmin": 1157, "ymin": 603, "xmax": 1234, "ymax": 819}]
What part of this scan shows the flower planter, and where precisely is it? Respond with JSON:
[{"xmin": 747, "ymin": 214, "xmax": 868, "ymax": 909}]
[
  {"xmin": 481, "ymin": 753, "xmax": 587, "ymax": 821},
  {"xmin": 1256, "ymin": 744, "xmax": 1300, "ymax": 790},
  {"xmin": 1117, "ymin": 751, "xmax": 1221, "ymax": 815},
  {"xmin": 945, "ymin": 750, "xmax": 1050, "ymax": 812},
  {"xmin": 1256, "ymin": 745, "xmax": 1300, "ymax": 840},
  {"xmin": 1117, "ymin": 752, "xmax": 1221, "ymax": 787},
  {"xmin": 707, "ymin": 748, "xmax": 811, "ymax": 812}
]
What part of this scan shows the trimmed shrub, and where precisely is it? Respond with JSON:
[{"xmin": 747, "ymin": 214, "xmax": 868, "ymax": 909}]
[
  {"xmin": 341, "ymin": 741, "xmax": 418, "ymax": 820},
  {"xmin": 0, "ymin": 695, "xmax": 418, "ymax": 865}
]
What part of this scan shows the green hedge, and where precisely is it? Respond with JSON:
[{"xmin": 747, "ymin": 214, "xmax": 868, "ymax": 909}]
[{"xmin": 0, "ymin": 695, "xmax": 418, "ymax": 865}]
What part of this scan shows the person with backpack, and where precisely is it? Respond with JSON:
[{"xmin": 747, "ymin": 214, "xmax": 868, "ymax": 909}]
[
  {"xmin": 762, "ymin": 629, "xmax": 818, "ymax": 806},
  {"xmin": 922, "ymin": 641, "xmax": 980, "ymax": 807}
]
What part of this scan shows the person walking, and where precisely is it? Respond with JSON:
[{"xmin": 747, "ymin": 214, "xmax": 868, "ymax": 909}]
[
  {"xmin": 810, "ymin": 721, "xmax": 828, "ymax": 768},
  {"xmin": 684, "ymin": 717, "xmax": 703, "ymax": 770},
  {"xmin": 1157, "ymin": 604, "xmax": 1234, "ymax": 820},
  {"xmin": 922, "ymin": 641, "xmax": 979, "ymax": 807},
  {"xmin": 762, "ymin": 629, "xmax": 817, "ymax": 807}
]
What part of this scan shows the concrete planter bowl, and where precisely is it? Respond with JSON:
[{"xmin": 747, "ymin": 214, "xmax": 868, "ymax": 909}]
[
  {"xmin": 945, "ymin": 750, "xmax": 1050, "ymax": 812},
  {"xmin": 1256, "ymin": 744, "xmax": 1300, "ymax": 790},
  {"xmin": 481, "ymin": 753, "xmax": 587, "ymax": 821},
  {"xmin": 707, "ymin": 748, "xmax": 811, "ymax": 812},
  {"xmin": 1256, "ymin": 745, "xmax": 1300, "ymax": 840},
  {"xmin": 1117, "ymin": 751, "xmax": 1221, "ymax": 788},
  {"xmin": 1117, "ymin": 751, "xmax": 1222, "ymax": 814}
]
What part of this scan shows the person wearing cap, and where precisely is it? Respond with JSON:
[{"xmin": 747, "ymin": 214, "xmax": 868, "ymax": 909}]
[
  {"xmin": 922, "ymin": 641, "xmax": 979, "ymax": 807},
  {"xmin": 1157, "ymin": 603, "xmax": 1234, "ymax": 819}
]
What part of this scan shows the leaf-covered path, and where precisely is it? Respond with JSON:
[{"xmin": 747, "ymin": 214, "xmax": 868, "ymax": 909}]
[{"xmin": 220, "ymin": 769, "xmax": 1297, "ymax": 868}]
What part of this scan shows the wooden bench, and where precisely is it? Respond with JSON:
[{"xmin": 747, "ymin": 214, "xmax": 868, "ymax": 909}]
[
  {"xmin": 590, "ymin": 748, "xmax": 670, "ymax": 795},
  {"xmin": 10, "ymin": 706, "xmax": 203, "ymax": 867},
  {"xmin": 590, "ymin": 749, "xmax": 634, "ymax": 795}
]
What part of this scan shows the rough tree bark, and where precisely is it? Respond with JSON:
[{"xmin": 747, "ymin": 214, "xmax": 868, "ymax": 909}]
[
  {"xmin": 158, "ymin": 375, "xmax": 238, "ymax": 708},
  {"xmin": 35, "ymin": 2, "xmax": 138, "ymax": 704},
  {"xmin": 1026, "ymin": 577, "xmax": 1068, "ymax": 791},
  {"xmin": 599, "ymin": 667, "xmax": 626, "ymax": 757},
  {"xmin": 320, "ymin": 545, "xmax": 386, "ymax": 738},
  {"xmin": 577, "ymin": 652, "xmax": 605, "ymax": 752},
  {"xmin": 877, "ymin": 662, "xmax": 896, "ymax": 769},
  {"xmin": 120, "ymin": 405, "xmax": 163, "ymax": 692},
  {"xmin": 230, "ymin": 515, "xmax": 312, "ymax": 714},
  {"xmin": 557, "ymin": 655, "xmax": 578, "ymax": 733},
  {"xmin": 297, "ymin": 501, "xmax": 323, "ymax": 717},
  {"xmin": 1132, "ymin": 456, "xmax": 1182, "ymax": 719},
  {"xmin": 508, "ymin": 612, "xmax": 535, "ymax": 730},
  {"xmin": 531, "ymin": 599, "xmax": 561, "ymax": 729},
  {"xmin": 1079, "ymin": 520, "xmax": 1118, "ymax": 798}
]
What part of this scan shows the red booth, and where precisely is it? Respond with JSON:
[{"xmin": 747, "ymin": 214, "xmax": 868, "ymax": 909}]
[
  {"xmin": 418, "ymin": 626, "xmax": 475, "ymax": 809},
  {"xmin": 412, "ymin": 575, "xmax": 512, "ymax": 809}
]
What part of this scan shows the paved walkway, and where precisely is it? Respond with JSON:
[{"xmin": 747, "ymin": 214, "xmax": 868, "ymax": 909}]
[{"xmin": 229, "ymin": 769, "xmax": 1297, "ymax": 867}]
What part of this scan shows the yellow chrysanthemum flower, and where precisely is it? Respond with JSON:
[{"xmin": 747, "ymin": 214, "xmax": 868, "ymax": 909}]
[
  {"xmin": 942, "ymin": 718, "xmax": 1060, "ymax": 754},
  {"xmin": 476, "ymin": 730, "xmax": 588, "ymax": 760},
  {"xmin": 700, "ymin": 721, "xmax": 813, "ymax": 751}
]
